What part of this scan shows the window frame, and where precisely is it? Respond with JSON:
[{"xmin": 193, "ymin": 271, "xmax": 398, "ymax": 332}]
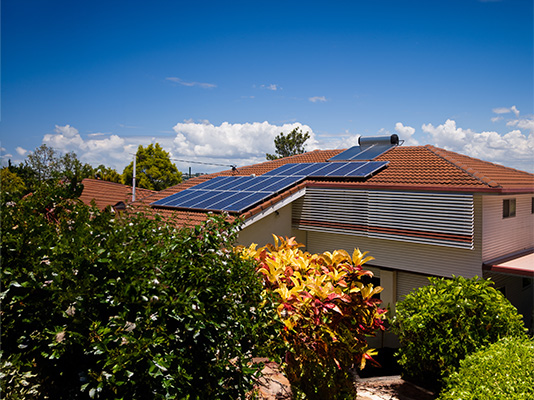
[{"xmin": 503, "ymin": 198, "xmax": 516, "ymax": 219}]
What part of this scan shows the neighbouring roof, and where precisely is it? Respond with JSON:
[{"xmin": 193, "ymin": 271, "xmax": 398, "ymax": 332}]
[
  {"xmin": 133, "ymin": 145, "xmax": 534, "ymax": 226},
  {"xmin": 483, "ymin": 250, "xmax": 534, "ymax": 277},
  {"xmin": 79, "ymin": 178, "xmax": 156, "ymax": 211}
]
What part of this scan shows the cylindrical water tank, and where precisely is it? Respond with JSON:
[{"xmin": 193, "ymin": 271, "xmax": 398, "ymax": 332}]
[{"xmin": 358, "ymin": 134, "xmax": 399, "ymax": 147}]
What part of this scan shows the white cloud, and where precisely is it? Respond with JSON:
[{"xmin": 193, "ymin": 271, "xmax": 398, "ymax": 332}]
[
  {"xmin": 394, "ymin": 122, "xmax": 419, "ymax": 145},
  {"xmin": 16, "ymin": 147, "xmax": 28, "ymax": 156},
  {"xmin": 260, "ymin": 84, "xmax": 280, "ymax": 91},
  {"xmin": 309, "ymin": 96, "xmax": 327, "ymax": 103},
  {"xmin": 507, "ymin": 116, "xmax": 534, "ymax": 132},
  {"xmin": 172, "ymin": 121, "xmax": 318, "ymax": 168},
  {"xmin": 422, "ymin": 119, "xmax": 534, "ymax": 172},
  {"xmin": 39, "ymin": 122, "xmax": 319, "ymax": 173},
  {"xmin": 492, "ymin": 105, "xmax": 520, "ymax": 117},
  {"xmin": 42, "ymin": 124, "xmax": 138, "ymax": 171},
  {"xmin": 166, "ymin": 77, "xmax": 216, "ymax": 89}
]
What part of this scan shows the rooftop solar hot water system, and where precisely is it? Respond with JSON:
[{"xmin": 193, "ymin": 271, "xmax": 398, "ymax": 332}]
[{"xmin": 151, "ymin": 135, "xmax": 400, "ymax": 214}]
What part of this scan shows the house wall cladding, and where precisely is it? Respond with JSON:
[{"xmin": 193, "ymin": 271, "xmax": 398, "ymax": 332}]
[
  {"xmin": 481, "ymin": 193, "xmax": 534, "ymax": 262},
  {"xmin": 303, "ymin": 230, "xmax": 482, "ymax": 278},
  {"xmin": 396, "ymin": 271, "xmax": 434, "ymax": 301},
  {"xmin": 293, "ymin": 188, "xmax": 475, "ymax": 249}
]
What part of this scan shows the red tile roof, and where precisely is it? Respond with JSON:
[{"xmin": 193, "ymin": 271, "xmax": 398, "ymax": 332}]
[
  {"xmin": 132, "ymin": 145, "xmax": 534, "ymax": 225},
  {"xmin": 79, "ymin": 178, "xmax": 156, "ymax": 210}
]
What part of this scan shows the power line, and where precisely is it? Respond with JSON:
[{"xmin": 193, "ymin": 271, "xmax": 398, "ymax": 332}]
[{"xmin": 171, "ymin": 158, "xmax": 236, "ymax": 169}]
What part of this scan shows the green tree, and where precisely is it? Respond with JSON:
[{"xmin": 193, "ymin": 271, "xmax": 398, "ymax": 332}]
[
  {"xmin": 266, "ymin": 127, "xmax": 310, "ymax": 160},
  {"xmin": 58, "ymin": 151, "xmax": 96, "ymax": 195},
  {"xmin": 93, "ymin": 164, "xmax": 122, "ymax": 183},
  {"xmin": 1, "ymin": 182, "xmax": 272, "ymax": 399},
  {"xmin": 25, "ymin": 143, "xmax": 61, "ymax": 185},
  {"xmin": 13, "ymin": 145, "xmax": 95, "ymax": 195},
  {"xmin": 122, "ymin": 143, "xmax": 182, "ymax": 190},
  {"xmin": 0, "ymin": 168, "xmax": 26, "ymax": 195}
]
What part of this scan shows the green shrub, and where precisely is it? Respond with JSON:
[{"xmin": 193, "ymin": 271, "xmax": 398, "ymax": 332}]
[
  {"xmin": 391, "ymin": 276, "xmax": 527, "ymax": 389},
  {"xmin": 1, "ymin": 182, "xmax": 272, "ymax": 399},
  {"xmin": 439, "ymin": 336, "xmax": 534, "ymax": 400},
  {"xmin": 240, "ymin": 237, "xmax": 387, "ymax": 400}
]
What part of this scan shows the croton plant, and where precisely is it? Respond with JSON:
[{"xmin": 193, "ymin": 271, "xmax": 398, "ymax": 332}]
[{"xmin": 239, "ymin": 235, "xmax": 387, "ymax": 400}]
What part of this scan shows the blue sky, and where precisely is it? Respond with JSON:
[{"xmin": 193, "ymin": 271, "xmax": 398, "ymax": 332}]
[{"xmin": 1, "ymin": 0, "xmax": 533, "ymax": 174}]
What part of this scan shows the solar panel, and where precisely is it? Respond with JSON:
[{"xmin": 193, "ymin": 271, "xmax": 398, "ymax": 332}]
[
  {"xmin": 152, "ymin": 161, "xmax": 389, "ymax": 213},
  {"xmin": 328, "ymin": 144, "xmax": 396, "ymax": 161},
  {"xmin": 345, "ymin": 161, "xmax": 389, "ymax": 177},
  {"xmin": 329, "ymin": 135, "xmax": 399, "ymax": 162},
  {"xmin": 151, "ymin": 174, "xmax": 305, "ymax": 213},
  {"xmin": 219, "ymin": 192, "xmax": 269, "ymax": 213},
  {"xmin": 263, "ymin": 161, "xmax": 388, "ymax": 178}
]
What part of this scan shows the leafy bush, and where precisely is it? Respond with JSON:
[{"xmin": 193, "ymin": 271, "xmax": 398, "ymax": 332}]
[
  {"xmin": 239, "ymin": 236, "xmax": 386, "ymax": 400},
  {"xmin": 391, "ymin": 275, "xmax": 527, "ymax": 389},
  {"xmin": 1, "ymin": 182, "xmax": 271, "ymax": 399},
  {"xmin": 439, "ymin": 336, "xmax": 534, "ymax": 400}
]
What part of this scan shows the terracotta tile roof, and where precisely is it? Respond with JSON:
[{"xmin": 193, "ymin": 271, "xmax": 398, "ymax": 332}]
[
  {"xmin": 133, "ymin": 145, "xmax": 534, "ymax": 225},
  {"xmin": 425, "ymin": 146, "xmax": 534, "ymax": 190},
  {"xmin": 79, "ymin": 178, "xmax": 156, "ymax": 210}
]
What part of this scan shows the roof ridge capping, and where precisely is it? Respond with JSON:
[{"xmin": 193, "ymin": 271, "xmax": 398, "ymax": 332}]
[{"xmin": 425, "ymin": 145, "xmax": 501, "ymax": 188}]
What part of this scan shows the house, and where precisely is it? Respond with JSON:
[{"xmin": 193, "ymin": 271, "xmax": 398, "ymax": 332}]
[
  {"xmin": 79, "ymin": 178, "xmax": 155, "ymax": 211},
  {"xmin": 135, "ymin": 137, "xmax": 534, "ymax": 336}
]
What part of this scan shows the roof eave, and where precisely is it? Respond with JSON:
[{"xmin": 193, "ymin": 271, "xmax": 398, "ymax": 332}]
[{"xmin": 306, "ymin": 181, "xmax": 534, "ymax": 194}]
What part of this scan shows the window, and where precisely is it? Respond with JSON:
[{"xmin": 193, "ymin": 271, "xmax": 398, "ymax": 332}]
[
  {"xmin": 503, "ymin": 199, "xmax": 516, "ymax": 218},
  {"xmin": 531, "ymin": 197, "xmax": 534, "ymax": 214}
]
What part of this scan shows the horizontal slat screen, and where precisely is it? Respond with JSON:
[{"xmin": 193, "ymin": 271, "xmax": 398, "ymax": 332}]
[
  {"xmin": 293, "ymin": 188, "xmax": 474, "ymax": 249},
  {"xmin": 396, "ymin": 271, "xmax": 433, "ymax": 301}
]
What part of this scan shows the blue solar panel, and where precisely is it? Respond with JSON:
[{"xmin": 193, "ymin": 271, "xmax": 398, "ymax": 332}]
[
  {"xmin": 346, "ymin": 161, "xmax": 389, "ymax": 177},
  {"xmin": 329, "ymin": 143, "xmax": 396, "ymax": 161},
  {"xmin": 262, "ymin": 163, "xmax": 303, "ymax": 176},
  {"xmin": 215, "ymin": 176, "xmax": 254, "ymax": 191},
  {"xmin": 191, "ymin": 176, "xmax": 234, "ymax": 190},
  {"xmin": 191, "ymin": 191, "xmax": 231, "ymax": 209},
  {"xmin": 153, "ymin": 189, "xmax": 205, "ymax": 207},
  {"xmin": 328, "ymin": 146, "xmax": 362, "ymax": 161},
  {"xmin": 263, "ymin": 176, "xmax": 304, "ymax": 191},
  {"xmin": 219, "ymin": 192, "xmax": 269, "ymax": 212},
  {"xmin": 323, "ymin": 162, "xmax": 368, "ymax": 177},
  {"xmin": 152, "ymin": 160, "xmax": 389, "ymax": 213}
]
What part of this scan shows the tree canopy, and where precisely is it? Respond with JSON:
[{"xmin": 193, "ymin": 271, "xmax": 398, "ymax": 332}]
[
  {"xmin": 122, "ymin": 143, "xmax": 182, "ymax": 191},
  {"xmin": 94, "ymin": 164, "xmax": 122, "ymax": 183},
  {"xmin": 1, "ymin": 167, "xmax": 26, "ymax": 194},
  {"xmin": 266, "ymin": 127, "xmax": 310, "ymax": 160},
  {"xmin": 7, "ymin": 144, "xmax": 98, "ymax": 195},
  {"xmin": 1, "ymin": 181, "xmax": 271, "ymax": 399}
]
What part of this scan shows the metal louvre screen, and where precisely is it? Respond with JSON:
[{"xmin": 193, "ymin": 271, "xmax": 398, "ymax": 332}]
[
  {"xmin": 293, "ymin": 189, "xmax": 474, "ymax": 249},
  {"xmin": 292, "ymin": 188, "xmax": 369, "ymax": 237},
  {"xmin": 368, "ymin": 191, "xmax": 474, "ymax": 248}
]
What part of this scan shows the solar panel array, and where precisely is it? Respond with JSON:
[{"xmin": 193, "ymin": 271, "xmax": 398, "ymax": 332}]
[
  {"xmin": 152, "ymin": 161, "xmax": 389, "ymax": 214},
  {"xmin": 328, "ymin": 143, "xmax": 395, "ymax": 162}
]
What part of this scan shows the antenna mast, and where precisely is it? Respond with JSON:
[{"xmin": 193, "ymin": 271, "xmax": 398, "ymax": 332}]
[{"xmin": 132, "ymin": 152, "xmax": 136, "ymax": 202}]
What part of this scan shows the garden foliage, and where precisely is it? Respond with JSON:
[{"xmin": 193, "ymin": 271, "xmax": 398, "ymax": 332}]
[
  {"xmin": 391, "ymin": 275, "xmax": 527, "ymax": 389},
  {"xmin": 438, "ymin": 336, "xmax": 534, "ymax": 400},
  {"xmin": 239, "ymin": 236, "xmax": 386, "ymax": 400},
  {"xmin": 1, "ymin": 182, "xmax": 271, "ymax": 399}
]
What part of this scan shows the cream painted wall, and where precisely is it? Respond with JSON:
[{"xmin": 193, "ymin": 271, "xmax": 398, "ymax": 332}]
[
  {"xmin": 237, "ymin": 203, "xmax": 294, "ymax": 247},
  {"xmin": 482, "ymin": 194, "xmax": 534, "ymax": 262}
]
